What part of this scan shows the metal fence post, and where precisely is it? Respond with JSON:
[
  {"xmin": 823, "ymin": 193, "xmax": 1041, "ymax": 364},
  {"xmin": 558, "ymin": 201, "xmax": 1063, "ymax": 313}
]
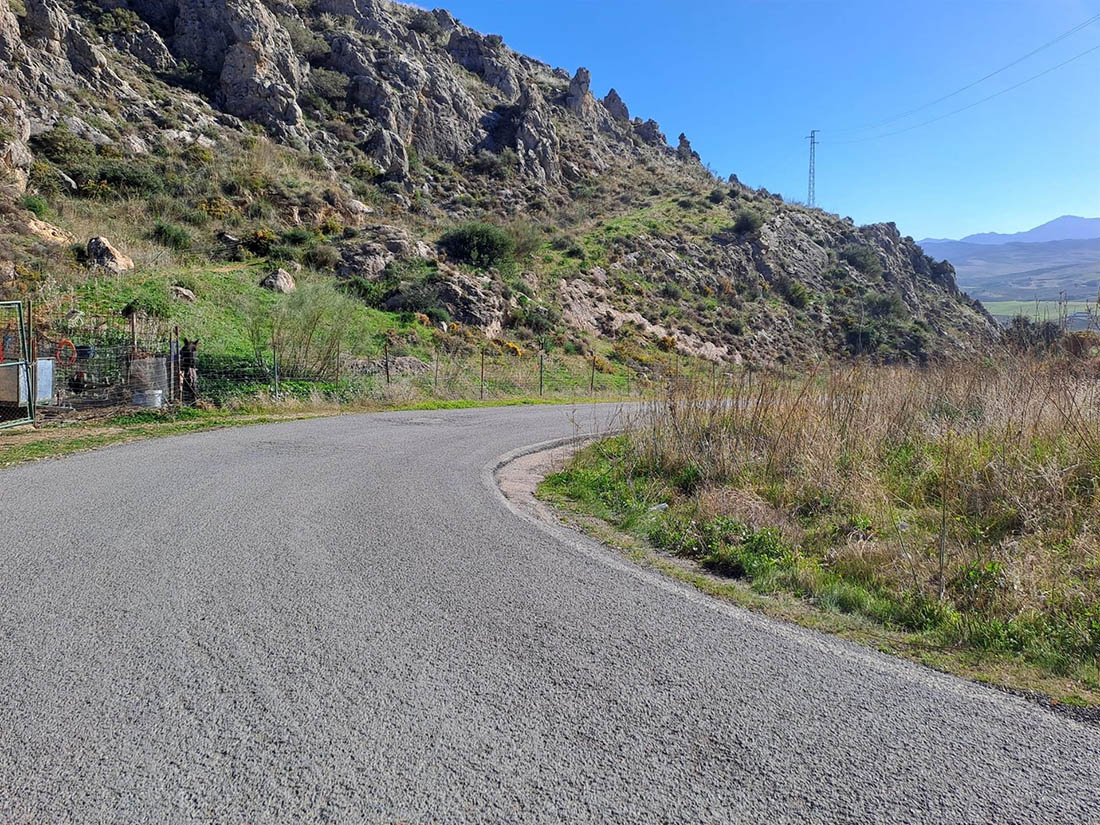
[
  {"xmin": 433, "ymin": 345, "xmax": 439, "ymax": 394},
  {"xmin": 590, "ymin": 355, "xmax": 595, "ymax": 395},
  {"xmin": 480, "ymin": 349, "xmax": 485, "ymax": 400},
  {"xmin": 539, "ymin": 352, "xmax": 544, "ymax": 397},
  {"xmin": 174, "ymin": 326, "xmax": 181, "ymax": 404},
  {"xmin": 384, "ymin": 339, "xmax": 391, "ymax": 384},
  {"xmin": 27, "ymin": 299, "xmax": 36, "ymax": 424},
  {"xmin": 272, "ymin": 332, "xmax": 280, "ymax": 400}
]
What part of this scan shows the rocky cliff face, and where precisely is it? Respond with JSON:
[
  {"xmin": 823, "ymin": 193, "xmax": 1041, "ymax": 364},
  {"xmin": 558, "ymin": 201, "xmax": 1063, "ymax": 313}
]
[{"xmin": 0, "ymin": 0, "xmax": 998, "ymax": 364}]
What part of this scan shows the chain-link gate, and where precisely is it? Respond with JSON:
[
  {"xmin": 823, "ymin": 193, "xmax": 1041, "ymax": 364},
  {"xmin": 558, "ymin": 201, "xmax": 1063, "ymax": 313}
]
[{"xmin": 0, "ymin": 301, "xmax": 34, "ymax": 429}]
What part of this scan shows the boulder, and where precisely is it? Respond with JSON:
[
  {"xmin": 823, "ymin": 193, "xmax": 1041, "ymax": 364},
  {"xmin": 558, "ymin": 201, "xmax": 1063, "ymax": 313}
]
[
  {"xmin": 346, "ymin": 199, "xmax": 373, "ymax": 217},
  {"xmin": 259, "ymin": 268, "xmax": 296, "ymax": 293},
  {"xmin": 25, "ymin": 219, "xmax": 74, "ymax": 245},
  {"xmin": 366, "ymin": 128, "xmax": 409, "ymax": 178},
  {"xmin": 110, "ymin": 23, "xmax": 177, "ymax": 73},
  {"xmin": 170, "ymin": 285, "xmax": 197, "ymax": 303},
  {"xmin": 86, "ymin": 236, "xmax": 134, "ymax": 272},
  {"xmin": 434, "ymin": 267, "xmax": 503, "ymax": 335}
]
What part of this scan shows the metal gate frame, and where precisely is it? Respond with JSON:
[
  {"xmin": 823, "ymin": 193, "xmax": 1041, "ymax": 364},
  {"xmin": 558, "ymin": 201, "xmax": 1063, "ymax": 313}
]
[{"xmin": 0, "ymin": 300, "xmax": 34, "ymax": 430}]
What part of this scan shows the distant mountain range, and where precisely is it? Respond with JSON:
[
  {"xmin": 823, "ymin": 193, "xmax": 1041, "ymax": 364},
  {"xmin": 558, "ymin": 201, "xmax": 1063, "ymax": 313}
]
[
  {"xmin": 920, "ymin": 215, "xmax": 1100, "ymax": 246},
  {"xmin": 919, "ymin": 216, "xmax": 1100, "ymax": 305}
]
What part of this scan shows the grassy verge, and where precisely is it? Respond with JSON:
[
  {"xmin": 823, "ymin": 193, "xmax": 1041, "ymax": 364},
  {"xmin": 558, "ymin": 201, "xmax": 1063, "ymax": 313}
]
[{"xmin": 539, "ymin": 360, "xmax": 1100, "ymax": 708}]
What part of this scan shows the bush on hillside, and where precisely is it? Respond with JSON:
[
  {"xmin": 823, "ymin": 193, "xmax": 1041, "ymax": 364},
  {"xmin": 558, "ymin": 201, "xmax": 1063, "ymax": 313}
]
[
  {"xmin": 506, "ymin": 220, "xmax": 543, "ymax": 260},
  {"xmin": 152, "ymin": 220, "xmax": 192, "ymax": 250},
  {"xmin": 841, "ymin": 244, "xmax": 883, "ymax": 277},
  {"xmin": 439, "ymin": 222, "xmax": 515, "ymax": 269},
  {"xmin": 21, "ymin": 194, "xmax": 48, "ymax": 217},
  {"xmin": 304, "ymin": 243, "xmax": 340, "ymax": 270},
  {"xmin": 309, "ymin": 68, "xmax": 349, "ymax": 103},
  {"xmin": 777, "ymin": 278, "xmax": 809, "ymax": 309},
  {"xmin": 467, "ymin": 148, "xmax": 518, "ymax": 180},
  {"xmin": 32, "ymin": 124, "xmax": 94, "ymax": 166},
  {"xmin": 734, "ymin": 208, "xmax": 763, "ymax": 234}
]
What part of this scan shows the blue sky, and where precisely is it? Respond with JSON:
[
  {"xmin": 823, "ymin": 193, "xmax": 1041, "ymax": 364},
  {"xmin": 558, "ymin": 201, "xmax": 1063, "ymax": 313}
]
[{"xmin": 432, "ymin": 0, "xmax": 1100, "ymax": 240}]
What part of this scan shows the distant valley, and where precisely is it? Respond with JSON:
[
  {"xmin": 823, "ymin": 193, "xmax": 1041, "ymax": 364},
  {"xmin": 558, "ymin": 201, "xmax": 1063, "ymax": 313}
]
[{"xmin": 919, "ymin": 216, "xmax": 1100, "ymax": 326}]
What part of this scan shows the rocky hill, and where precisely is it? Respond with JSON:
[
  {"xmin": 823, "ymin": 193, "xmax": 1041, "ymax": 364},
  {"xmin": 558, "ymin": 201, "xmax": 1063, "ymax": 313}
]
[{"xmin": 0, "ymin": 0, "xmax": 998, "ymax": 367}]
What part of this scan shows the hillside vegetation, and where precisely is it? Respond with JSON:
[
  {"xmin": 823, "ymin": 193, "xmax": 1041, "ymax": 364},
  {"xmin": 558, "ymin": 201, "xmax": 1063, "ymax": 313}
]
[{"xmin": 0, "ymin": 0, "xmax": 998, "ymax": 379}]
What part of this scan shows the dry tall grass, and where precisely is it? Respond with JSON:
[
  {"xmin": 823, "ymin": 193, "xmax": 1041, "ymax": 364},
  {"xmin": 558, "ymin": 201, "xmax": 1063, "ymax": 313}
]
[{"xmin": 620, "ymin": 357, "xmax": 1100, "ymax": 670}]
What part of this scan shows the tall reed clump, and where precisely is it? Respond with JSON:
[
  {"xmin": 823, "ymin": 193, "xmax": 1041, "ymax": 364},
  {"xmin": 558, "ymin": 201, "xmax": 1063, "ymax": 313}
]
[{"xmin": 565, "ymin": 358, "xmax": 1100, "ymax": 679}]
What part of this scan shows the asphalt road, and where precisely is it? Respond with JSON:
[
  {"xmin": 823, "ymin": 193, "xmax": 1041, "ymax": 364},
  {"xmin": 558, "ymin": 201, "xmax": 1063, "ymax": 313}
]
[{"xmin": 0, "ymin": 404, "xmax": 1097, "ymax": 824}]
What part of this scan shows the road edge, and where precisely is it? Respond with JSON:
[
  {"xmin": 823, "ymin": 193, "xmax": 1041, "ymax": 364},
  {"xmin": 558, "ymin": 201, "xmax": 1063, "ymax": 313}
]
[{"xmin": 485, "ymin": 438, "xmax": 1100, "ymax": 732}]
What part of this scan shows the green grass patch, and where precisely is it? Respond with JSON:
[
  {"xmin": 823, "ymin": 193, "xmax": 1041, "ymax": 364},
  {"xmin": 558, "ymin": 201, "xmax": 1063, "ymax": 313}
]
[{"xmin": 541, "ymin": 436, "xmax": 1100, "ymax": 704}]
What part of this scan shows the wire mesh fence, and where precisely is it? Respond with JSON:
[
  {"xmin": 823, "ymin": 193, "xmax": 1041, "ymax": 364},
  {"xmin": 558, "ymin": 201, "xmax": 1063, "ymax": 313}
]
[
  {"xmin": 32, "ymin": 314, "xmax": 178, "ymax": 419},
  {"xmin": 6, "ymin": 306, "xmax": 673, "ymax": 426}
]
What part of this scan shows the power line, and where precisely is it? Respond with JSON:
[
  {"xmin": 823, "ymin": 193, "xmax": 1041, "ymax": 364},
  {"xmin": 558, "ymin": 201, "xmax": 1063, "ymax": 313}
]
[
  {"xmin": 831, "ymin": 11, "xmax": 1100, "ymax": 135},
  {"xmin": 828, "ymin": 40, "xmax": 1100, "ymax": 145}
]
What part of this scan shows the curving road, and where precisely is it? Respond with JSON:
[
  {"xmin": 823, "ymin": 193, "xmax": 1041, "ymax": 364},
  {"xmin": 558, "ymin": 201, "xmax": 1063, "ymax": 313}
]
[{"xmin": 0, "ymin": 404, "xmax": 1097, "ymax": 824}]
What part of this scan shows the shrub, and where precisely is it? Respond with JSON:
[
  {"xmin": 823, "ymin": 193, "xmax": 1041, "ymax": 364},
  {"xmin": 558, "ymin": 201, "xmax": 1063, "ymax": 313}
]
[
  {"xmin": 344, "ymin": 275, "xmax": 393, "ymax": 308},
  {"xmin": 707, "ymin": 187, "xmax": 727, "ymax": 204},
  {"xmin": 123, "ymin": 288, "xmax": 172, "ymax": 319},
  {"xmin": 439, "ymin": 222, "xmax": 515, "ymax": 269},
  {"xmin": 261, "ymin": 283, "xmax": 360, "ymax": 380},
  {"xmin": 21, "ymin": 194, "xmax": 48, "ymax": 217},
  {"xmin": 319, "ymin": 215, "xmax": 343, "ymax": 236},
  {"xmin": 181, "ymin": 208, "xmax": 209, "ymax": 227},
  {"xmin": 281, "ymin": 16, "xmax": 330, "ymax": 61},
  {"xmin": 512, "ymin": 301, "xmax": 560, "ymax": 334},
  {"xmin": 468, "ymin": 148, "xmax": 518, "ymax": 180},
  {"xmin": 197, "ymin": 196, "xmax": 234, "ymax": 219},
  {"xmin": 309, "ymin": 68, "xmax": 349, "ymax": 102},
  {"xmin": 267, "ymin": 245, "xmax": 298, "ymax": 264},
  {"xmin": 94, "ymin": 7, "xmax": 141, "ymax": 35},
  {"xmin": 734, "ymin": 208, "xmax": 763, "ymax": 234},
  {"xmin": 841, "ymin": 244, "xmax": 883, "ymax": 277},
  {"xmin": 243, "ymin": 228, "xmax": 280, "ymax": 256},
  {"xmin": 778, "ymin": 278, "xmax": 809, "ymax": 309},
  {"xmin": 282, "ymin": 227, "xmax": 315, "ymax": 246},
  {"xmin": 564, "ymin": 242, "xmax": 586, "ymax": 260},
  {"xmin": 28, "ymin": 162, "xmax": 61, "ymax": 197},
  {"xmin": 425, "ymin": 306, "xmax": 451, "ymax": 324},
  {"xmin": 32, "ymin": 124, "xmax": 94, "ymax": 166},
  {"xmin": 350, "ymin": 160, "xmax": 380, "ymax": 181},
  {"xmin": 95, "ymin": 160, "xmax": 164, "ymax": 196},
  {"xmin": 182, "ymin": 143, "xmax": 214, "ymax": 166},
  {"xmin": 152, "ymin": 220, "xmax": 192, "ymax": 250},
  {"xmin": 506, "ymin": 220, "xmax": 543, "ymax": 260},
  {"xmin": 304, "ymin": 243, "xmax": 340, "ymax": 270},
  {"xmin": 866, "ymin": 291, "xmax": 907, "ymax": 319}
]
